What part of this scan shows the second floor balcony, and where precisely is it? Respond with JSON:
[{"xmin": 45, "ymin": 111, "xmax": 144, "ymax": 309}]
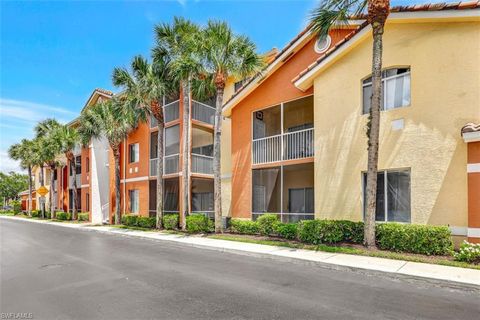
[{"xmin": 150, "ymin": 99, "xmax": 215, "ymax": 128}]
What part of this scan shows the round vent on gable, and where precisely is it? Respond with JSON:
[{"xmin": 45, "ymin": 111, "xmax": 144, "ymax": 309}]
[{"xmin": 314, "ymin": 35, "xmax": 331, "ymax": 54}]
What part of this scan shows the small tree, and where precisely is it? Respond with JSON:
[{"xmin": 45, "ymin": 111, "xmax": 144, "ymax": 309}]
[{"xmin": 78, "ymin": 98, "xmax": 135, "ymax": 225}]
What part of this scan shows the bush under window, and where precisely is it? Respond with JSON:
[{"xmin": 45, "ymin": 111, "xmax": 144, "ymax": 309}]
[
  {"xmin": 163, "ymin": 214, "xmax": 179, "ymax": 230},
  {"xmin": 186, "ymin": 214, "xmax": 214, "ymax": 233}
]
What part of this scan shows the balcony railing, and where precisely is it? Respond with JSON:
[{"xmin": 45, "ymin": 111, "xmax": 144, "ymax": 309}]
[
  {"xmin": 68, "ymin": 174, "xmax": 81, "ymax": 189},
  {"xmin": 252, "ymin": 128, "xmax": 314, "ymax": 164},
  {"xmin": 191, "ymin": 154, "xmax": 213, "ymax": 175},
  {"xmin": 150, "ymin": 100, "xmax": 180, "ymax": 128},
  {"xmin": 150, "ymin": 154, "xmax": 180, "ymax": 176},
  {"xmin": 192, "ymin": 100, "xmax": 215, "ymax": 125}
]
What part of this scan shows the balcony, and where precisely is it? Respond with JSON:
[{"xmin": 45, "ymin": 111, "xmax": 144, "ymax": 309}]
[
  {"xmin": 68, "ymin": 174, "xmax": 81, "ymax": 189},
  {"xmin": 150, "ymin": 100, "xmax": 180, "ymax": 128},
  {"xmin": 252, "ymin": 128, "xmax": 314, "ymax": 164},
  {"xmin": 191, "ymin": 154, "xmax": 213, "ymax": 175},
  {"xmin": 192, "ymin": 100, "xmax": 215, "ymax": 125},
  {"xmin": 150, "ymin": 154, "xmax": 180, "ymax": 177}
]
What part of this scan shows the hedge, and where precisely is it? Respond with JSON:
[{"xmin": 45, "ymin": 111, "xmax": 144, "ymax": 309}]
[
  {"xmin": 56, "ymin": 212, "xmax": 71, "ymax": 220},
  {"xmin": 121, "ymin": 214, "xmax": 156, "ymax": 229},
  {"xmin": 163, "ymin": 214, "xmax": 179, "ymax": 230},
  {"xmin": 186, "ymin": 214, "xmax": 213, "ymax": 233},
  {"xmin": 78, "ymin": 213, "xmax": 89, "ymax": 222},
  {"xmin": 122, "ymin": 214, "xmax": 138, "ymax": 226},
  {"xmin": 273, "ymin": 223, "xmax": 298, "ymax": 240},
  {"xmin": 31, "ymin": 210, "xmax": 40, "ymax": 218},
  {"xmin": 230, "ymin": 219, "xmax": 259, "ymax": 235},
  {"xmin": 376, "ymin": 223, "xmax": 453, "ymax": 255},
  {"xmin": 257, "ymin": 214, "xmax": 279, "ymax": 236}
]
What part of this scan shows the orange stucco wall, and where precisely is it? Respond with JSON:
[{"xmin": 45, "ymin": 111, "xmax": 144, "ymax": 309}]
[
  {"xmin": 230, "ymin": 30, "xmax": 352, "ymax": 219},
  {"xmin": 468, "ymin": 141, "xmax": 480, "ymax": 243}
]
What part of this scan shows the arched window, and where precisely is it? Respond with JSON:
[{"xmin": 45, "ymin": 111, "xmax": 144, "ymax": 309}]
[{"xmin": 362, "ymin": 67, "xmax": 411, "ymax": 114}]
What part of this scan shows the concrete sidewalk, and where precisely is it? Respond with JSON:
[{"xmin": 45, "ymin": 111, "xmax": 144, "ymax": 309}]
[{"xmin": 2, "ymin": 215, "xmax": 479, "ymax": 288}]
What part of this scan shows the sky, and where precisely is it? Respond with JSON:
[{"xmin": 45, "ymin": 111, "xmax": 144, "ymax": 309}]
[{"xmin": 1, "ymin": 0, "xmax": 426, "ymax": 173}]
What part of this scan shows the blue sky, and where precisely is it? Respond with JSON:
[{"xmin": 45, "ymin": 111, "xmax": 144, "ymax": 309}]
[{"xmin": 1, "ymin": 0, "xmax": 424, "ymax": 172}]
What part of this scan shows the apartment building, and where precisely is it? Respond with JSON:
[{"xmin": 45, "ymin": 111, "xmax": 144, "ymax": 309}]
[{"xmin": 223, "ymin": 3, "xmax": 480, "ymax": 242}]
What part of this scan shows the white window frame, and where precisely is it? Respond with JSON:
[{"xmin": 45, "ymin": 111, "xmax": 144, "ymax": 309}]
[
  {"xmin": 362, "ymin": 68, "xmax": 411, "ymax": 114},
  {"xmin": 129, "ymin": 143, "xmax": 139, "ymax": 163},
  {"xmin": 129, "ymin": 189, "xmax": 139, "ymax": 214},
  {"xmin": 362, "ymin": 169, "xmax": 411, "ymax": 223}
]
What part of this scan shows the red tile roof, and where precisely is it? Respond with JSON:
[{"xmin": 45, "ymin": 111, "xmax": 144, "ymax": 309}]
[
  {"xmin": 462, "ymin": 123, "xmax": 480, "ymax": 134},
  {"xmin": 293, "ymin": 1, "xmax": 479, "ymax": 86}
]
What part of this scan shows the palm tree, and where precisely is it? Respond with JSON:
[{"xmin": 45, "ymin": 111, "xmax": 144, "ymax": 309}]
[
  {"xmin": 154, "ymin": 17, "xmax": 203, "ymax": 230},
  {"xmin": 78, "ymin": 98, "xmax": 135, "ymax": 225},
  {"xmin": 310, "ymin": 0, "xmax": 390, "ymax": 248},
  {"xmin": 201, "ymin": 20, "xmax": 264, "ymax": 233},
  {"xmin": 112, "ymin": 55, "xmax": 171, "ymax": 229},
  {"xmin": 8, "ymin": 139, "xmax": 36, "ymax": 216},
  {"xmin": 55, "ymin": 125, "xmax": 80, "ymax": 220},
  {"xmin": 34, "ymin": 119, "xmax": 62, "ymax": 218}
]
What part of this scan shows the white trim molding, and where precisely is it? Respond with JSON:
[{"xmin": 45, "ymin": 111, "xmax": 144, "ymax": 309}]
[
  {"xmin": 463, "ymin": 131, "xmax": 480, "ymax": 143},
  {"xmin": 120, "ymin": 176, "xmax": 149, "ymax": 183},
  {"xmin": 449, "ymin": 226, "xmax": 467, "ymax": 236},
  {"xmin": 468, "ymin": 228, "xmax": 480, "ymax": 238},
  {"xmin": 467, "ymin": 163, "xmax": 480, "ymax": 173},
  {"xmin": 81, "ymin": 184, "xmax": 90, "ymax": 189}
]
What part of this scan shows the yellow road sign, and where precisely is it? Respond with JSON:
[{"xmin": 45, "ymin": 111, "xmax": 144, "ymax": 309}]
[{"xmin": 37, "ymin": 186, "xmax": 49, "ymax": 197}]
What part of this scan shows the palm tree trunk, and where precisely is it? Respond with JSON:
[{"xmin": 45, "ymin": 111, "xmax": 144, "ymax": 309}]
[
  {"xmin": 28, "ymin": 166, "xmax": 32, "ymax": 217},
  {"xmin": 49, "ymin": 165, "xmax": 55, "ymax": 219},
  {"xmin": 364, "ymin": 23, "xmax": 384, "ymax": 249},
  {"xmin": 181, "ymin": 81, "xmax": 191, "ymax": 231},
  {"xmin": 113, "ymin": 147, "xmax": 121, "ymax": 225},
  {"xmin": 213, "ymin": 86, "xmax": 224, "ymax": 233},
  {"xmin": 71, "ymin": 157, "xmax": 78, "ymax": 220},
  {"xmin": 40, "ymin": 164, "xmax": 45, "ymax": 218},
  {"xmin": 156, "ymin": 120, "xmax": 164, "ymax": 229}
]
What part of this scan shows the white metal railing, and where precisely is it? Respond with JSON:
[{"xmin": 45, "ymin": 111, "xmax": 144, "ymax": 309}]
[
  {"xmin": 252, "ymin": 134, "xmax": 282, "ymax": 164},
  {"xmin": 164, "ymin": 154, "xmax": 179, "ymax": 175},
  {"xmin": 283, "ymin": 128, "xmax": 314, "ymax": 160},
  {"xmin": 252, "ymin": 128, "xmax": 314, "ymax": 164},
  {"xmin": 150, "ymin": 154, "xmax": 180, "ymax": 176},
  {"xmin": 191, "ymin": 154, "xmax": 213, "ymax": 175},
  {"xmin": 192, "ymin": 100, "xmax": 215, "ymax": 125},
  {"xmin": 150, "ymin": 100, "xmax": 180, "ymax": 128}
]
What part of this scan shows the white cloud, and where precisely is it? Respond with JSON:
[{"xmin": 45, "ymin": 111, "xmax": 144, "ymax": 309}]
[
  {"xmin": 0, "ymin": 150, "xmax": 25, "ymax": 173},
  {"xmin": 0, "ymin": 98, "xmax": 76, "ymax": 125}
]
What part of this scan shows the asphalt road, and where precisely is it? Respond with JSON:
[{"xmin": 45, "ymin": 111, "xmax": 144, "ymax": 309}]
[{"xmin": 1, "ymin": 219, "xmax": 479, "ymax": 320}]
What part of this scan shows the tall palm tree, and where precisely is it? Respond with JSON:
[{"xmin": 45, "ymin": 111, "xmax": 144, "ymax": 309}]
[
  {"xmin": 154, "ymin": 17, "xmax": 203, "ymax": 230},
  {"xmin": 112, "ymin": 55, "xmax": 171, "ymax": 229},
  {"xmin": 78, "ymin": 98, "xmax": 135, "ymax": 225},
  {"xmin": 55, "ymin": 125, "xmax": 80, "ymax": 220},
  {"xmin": 8, "ymin": 139, "xmax": 36, "ymax": 216},
  {"xmin": 310, "ymin": 0, "xmax": 390, "ymax": 248},
  {"xmin": 201, "ymin": 20, "xmax": 264, "ymax": 233},
  {"xmin": 34, "ymin": 119, "xmax": 62, "ymax": 218}
]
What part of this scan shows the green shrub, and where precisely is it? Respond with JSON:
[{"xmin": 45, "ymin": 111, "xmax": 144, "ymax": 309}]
[
  {"xmin": 297, "ymin": 220, "xmax": 344, "ymax": 244},
  {"xmin": 274, "ymin": 223, "xmax": 298, "ymax": 240},
  {"xmin": 11, "ymin": 200, "xmax": 21, "ymax": 214},
  {"xmin": 121, "ymin": 214, "xmax": 138, "ymax": 227},
  {"xmin": 186, "ymin": 214, "xmax": 214, "ymax": 233},
  {"xmin": 230, "ymin": 219, "xmax": 259, "ymax": 235},
  {"xmin": 257, "ymin": 214, "xmax": 279, "ymax": 236},
  {"xmin": 336, "ymin": 220, "xmax": 364, "ymax": 244},
  {"xmin": 56, "ymin": 212, "xmax": 71, "ymax": 221},
  {"xmin": 78, "ymin": 212, "xmax": 89, "ymax": 222},
  {"xmin": 137, "ymin": 216, "xmax": 156, "ymax": 229},
  {"xmin": 454, "ymin": 241, "xmax": 480, "ymax": 263},
  {"xmin": 376, "ymin": 223, "xmax": 453, "ymax": 255},
  {"xmin": 163, "ymin": 214, "xmax": 179, "ymax": 230},
  {"xmin": 31, "ymin": 210, "xmax": 40, "ymax": 218}
]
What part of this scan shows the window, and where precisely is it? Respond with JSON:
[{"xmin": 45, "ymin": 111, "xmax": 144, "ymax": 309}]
[
  {"xmin": 234, "ymin": 78, "xmax": 249, "ymax": 92},
  {"xmin": 288, "ymin": 188, "xmax": 314, "ymax": 214},
  {"xmin": 86, "ymin": 193, "xmax": 90, "ymax": 211},
  {"xmin": 363, "ymin": 169, "xmax": 411, "ymax": 222},
  {"xmin": 165, "ymin": 125, "xmax": 180, "ymax": 156},
  {"xmin": 129, "ymin": 189, "xmax": 139, "ymax": 214},
  {"xmin": 362, "ymin": 68, "xmax": 411, "ymax": 114},
  {"xmin": 86, "ymin": 157, "xmax": 90, "ymax": 173},
  {"xmin": 129, "ymin": 143, "xmax": 139, "ymax": 163},
  {"xmin": 314, "ymin": 35, "xmax": 331, "ymax": 53},
  {"xmin": 75, "ymin": 156, "xmax": 81, "ymax": 175}
]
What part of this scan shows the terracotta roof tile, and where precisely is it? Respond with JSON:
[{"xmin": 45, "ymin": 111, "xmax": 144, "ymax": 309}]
[{"xmin": 462, "ymin": 123, "xmax": 480, "ymax": 134}]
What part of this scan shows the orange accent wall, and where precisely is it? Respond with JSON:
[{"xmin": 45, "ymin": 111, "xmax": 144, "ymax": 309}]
[
  {"xmin": 468, "ymin": 142, "xmax": 480, "ymax": 243},
  {"xmin": 230, "ymin": 30, "xmax": 352, "ymax": 219}
]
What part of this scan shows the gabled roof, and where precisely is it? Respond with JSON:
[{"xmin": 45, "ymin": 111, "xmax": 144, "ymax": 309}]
[
  {"xmin": 67, "ymin": 88, "xmax": 114, "ymax": 127},
  {"xmin": 293, "ymin": 2, "xmax": 480, "ymax": 91}
]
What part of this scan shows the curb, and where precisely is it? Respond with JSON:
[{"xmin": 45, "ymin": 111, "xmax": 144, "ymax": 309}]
[{"xmin": 2, "ymin": 215, "xmax": 479, "ymax": 291}]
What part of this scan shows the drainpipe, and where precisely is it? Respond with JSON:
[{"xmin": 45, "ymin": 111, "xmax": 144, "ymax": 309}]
[{"xmin": 123, "ymin": 138, "xmax": 126, "ymax": 215}]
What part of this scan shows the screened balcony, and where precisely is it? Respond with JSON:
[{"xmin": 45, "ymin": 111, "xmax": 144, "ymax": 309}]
[
  {"xmin": 192, "ymin": 100, "xmax": 215, "ymax": 125},
  {"xmin": 252, "ymin": 96, "xmax": 314, "ymax": 164},
  {"xmin": 191, "ymin": 178, "xmax": 214, "ymax": 218},
  {"xmin": 191, "ymin": 126, "xmax": 213, "ymax": 175},
  {"xmin": 149, "ymin": 125, "xmax": 180, "ymax": 176},
  {"xmin": 252, "ymin": 163, "xmax": 314, "ymax": 223},
  {"xmin": 149, "ymin": 178, "xmax": 179, "ymax": 217}
]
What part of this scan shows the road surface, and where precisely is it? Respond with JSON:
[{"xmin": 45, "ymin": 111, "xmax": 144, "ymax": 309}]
[{"xmin": 1, "ymin": 218, "xmax": 479, "ymax": 319}]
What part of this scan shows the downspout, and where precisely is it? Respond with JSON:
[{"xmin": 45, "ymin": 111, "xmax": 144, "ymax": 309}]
[{"xmin": 123, "ymin": 138, "xmax": 126, "ymax": 215}]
